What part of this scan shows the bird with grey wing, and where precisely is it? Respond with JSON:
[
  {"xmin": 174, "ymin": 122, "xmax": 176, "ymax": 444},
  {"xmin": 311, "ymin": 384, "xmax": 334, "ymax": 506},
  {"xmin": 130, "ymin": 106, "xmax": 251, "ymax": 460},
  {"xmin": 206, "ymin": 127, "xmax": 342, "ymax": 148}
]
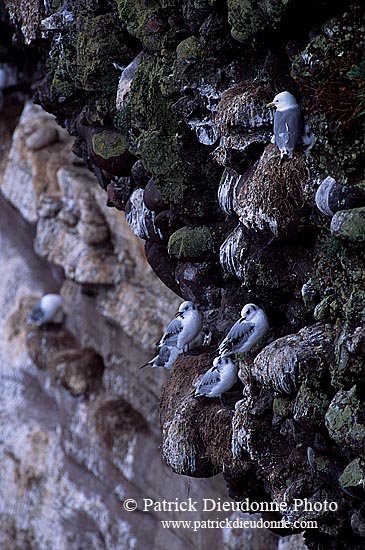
[
  {"xmin": 218, "ymin": 303, "xmax": 269, "ymax": 358},
  {"xmin": 194, "ymin": 304, "xmax": 268, "ymax": 401},
  {"xmin": 195, "ymin": 356, "xmax": 239, "ymax": 398},
  {"xmin": 140, "ymin": 344, "xmax": 181, "ymax": 371},
  {"xmin": 266, "ymin": 91, "xmax": 302, "ymax": 158},
  {"xmin": 28, "ymin": 293, "xmax": 64, "ymax": 326},
  {"xmin": 141, "ymin": 301, "xmax": 203, "ymax": 370},
  {"xmin": 157, "ymin": 301, "xmax": 203, "ymax": 351}
]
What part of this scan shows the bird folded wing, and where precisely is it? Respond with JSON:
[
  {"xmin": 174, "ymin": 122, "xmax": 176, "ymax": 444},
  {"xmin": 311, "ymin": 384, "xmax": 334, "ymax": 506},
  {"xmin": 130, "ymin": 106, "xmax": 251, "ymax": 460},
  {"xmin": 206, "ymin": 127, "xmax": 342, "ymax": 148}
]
[
  {"xmin": 196, "ymin": 367, "xmax": 221, "ymax": 394},
  {"xmin": 219, "ymin": 321, "xmax": 254, "ymax": 354},
  {"xmin": 157, "ymin": 318, "xmax": 183, "ymax": 346},
  {"xmin": 278, "ymin": 122, "xmax": 290, "ymax": 145}
]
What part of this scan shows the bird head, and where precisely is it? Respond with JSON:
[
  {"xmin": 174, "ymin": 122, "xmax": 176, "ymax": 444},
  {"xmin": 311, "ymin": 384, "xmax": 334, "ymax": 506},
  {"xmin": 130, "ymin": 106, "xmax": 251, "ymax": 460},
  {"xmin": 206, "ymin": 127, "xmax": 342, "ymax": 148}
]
[
  {"xmin": 266, "ymin": 91, "xmax": 298, "ymax": 111},
  {"xmin": 240, "ymin": 303, "xmax": 259, "ymax": 321},
  {"xmin": 176, "ymin": 301, "xmax": 195, "ymax": 316}
]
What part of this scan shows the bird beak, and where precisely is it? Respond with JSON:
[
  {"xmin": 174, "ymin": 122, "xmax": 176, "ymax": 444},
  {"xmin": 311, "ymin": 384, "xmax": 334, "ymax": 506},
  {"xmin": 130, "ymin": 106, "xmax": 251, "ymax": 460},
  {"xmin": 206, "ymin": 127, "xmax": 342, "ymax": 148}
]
[
  {"xmin": 266, "ymin": 101, "xmax": 274, "ymax": 107},
  {"xmin": 174, "ymin": 312, "xmax": 181, "ymax": 318}
]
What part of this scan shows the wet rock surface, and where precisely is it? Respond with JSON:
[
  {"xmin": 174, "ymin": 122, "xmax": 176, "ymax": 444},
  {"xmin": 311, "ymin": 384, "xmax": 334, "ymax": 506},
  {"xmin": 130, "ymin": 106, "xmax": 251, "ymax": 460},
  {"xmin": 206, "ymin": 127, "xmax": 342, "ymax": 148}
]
[{"xmin": 1, "ymin": 0, "xmax": 365, "ymax": 548}]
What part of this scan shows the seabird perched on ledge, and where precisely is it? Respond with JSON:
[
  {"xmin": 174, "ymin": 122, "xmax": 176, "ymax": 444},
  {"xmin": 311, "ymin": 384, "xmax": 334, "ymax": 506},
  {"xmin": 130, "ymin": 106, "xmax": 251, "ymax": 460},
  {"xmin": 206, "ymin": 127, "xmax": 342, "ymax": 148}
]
[
  {"xmin": 28, "ymin": 293, "xmax": 63, "ymax": 326},
  {"xmin": 218, "ymin": 303, "xmax": 269, "ymax": 358},
  {"xmin": 157, "ymin": 301, "xmax": 203, "ymax": 352},
  {"xmin": 267, "ymin": 91, "xmax": 302, "ymax": 158},
  {"xmin": 195, "ymin": 356, "xmax": 239, "ymax": 398}
]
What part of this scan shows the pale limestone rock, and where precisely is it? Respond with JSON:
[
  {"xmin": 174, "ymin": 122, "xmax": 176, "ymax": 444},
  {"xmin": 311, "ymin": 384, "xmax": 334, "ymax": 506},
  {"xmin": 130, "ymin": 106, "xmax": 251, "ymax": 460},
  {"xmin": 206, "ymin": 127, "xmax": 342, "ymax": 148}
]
[
  {"xmin": 115, "ymin": 53, "xmax": 142, "ymax": 110},
  {"xmin": 5, "ymin": 0, "xmax": 45, "ymax": 44},
  {"xmin": 222, "ymin": 513, "xmax": 278, "ymax": 550},
  {"xmin": 25, "ymin": 125, "xmax": 59, "ymax": 150},
  {"xmin": 278, "ymin": 533, "xmax": 308, "ymax": 550},
  {"xmin": 1, "ymin": 101, "xmax": 181, "ymax": 347},
  {"xmin": 0, "ymin": 103, "xmax": 231, "ymax": 549},
  {"xmin": 77, "ymin": 221, "xmax": 110, "ymax": 245},
  {"xmin": 1, "ymin": 102, "xmax": 71, "ymax": 223}
]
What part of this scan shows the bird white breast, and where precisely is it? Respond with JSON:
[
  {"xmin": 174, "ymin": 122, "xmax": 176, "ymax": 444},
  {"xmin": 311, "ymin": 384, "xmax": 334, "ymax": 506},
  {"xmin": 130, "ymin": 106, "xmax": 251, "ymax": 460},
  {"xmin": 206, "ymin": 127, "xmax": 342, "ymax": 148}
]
[
  {"xmin": 241, "ymin": 310, "xmax": 269, "ymax": 352},
  {"xmin": 209, "ymin": 361, "xmax": 238, "ymax": 396},
  {"xmin": 178, "ymin": 310, "xmax": 203, "ymax": 348}
]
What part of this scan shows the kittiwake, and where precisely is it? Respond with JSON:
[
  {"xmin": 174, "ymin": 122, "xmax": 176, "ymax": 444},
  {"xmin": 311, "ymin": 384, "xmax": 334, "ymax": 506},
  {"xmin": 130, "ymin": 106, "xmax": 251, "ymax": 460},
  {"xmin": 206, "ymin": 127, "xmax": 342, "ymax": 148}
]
[
  {"xmin": 186, "ymin": 329, "xmax": 212, "ymax": 351},
  {"xmin": 141, "ymin": 329, "xmax": 210, "ymax": 371},
  {"xmin": 28, "ymin": 293, "xmax": 63, "ymax": 326},
  {"xmin": 157, "ymin": 301, "xmax": 203, "ymax": 351},
  {"xmin": 140, "ymin": 344, "xmax": 181, "ymax": 371},
  {"xmin": 218, "ymin": 303, "xmax": 269, "ymax": 357},
  {"xmin": 195, "ymin": 356, "xmax": 239, "ymax": 398},
  {"xmin": 267, "ymin": 91, "xmax": 302, "ymax": 158}
]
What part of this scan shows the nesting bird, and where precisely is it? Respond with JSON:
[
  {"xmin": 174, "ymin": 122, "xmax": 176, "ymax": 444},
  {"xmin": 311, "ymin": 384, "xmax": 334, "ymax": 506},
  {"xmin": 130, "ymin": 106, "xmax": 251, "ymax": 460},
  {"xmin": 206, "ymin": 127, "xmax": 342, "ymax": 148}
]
[
  {"xmin": 28, "ymin": 293, "xmax": 63, "ymax": 326},
  {"xmin": 141, "ymin": 328, "xmax": 210, "ymax": 371},
  {"xmin": 267, "ymin": 91, "xmax": 302, "ymax": 158},
  {"xmin": 218, "ymin": 303, "xmax": 269, "ymax": 357},
  {"xmin": 195, "ymin": 356, "xmax": 239, "ymax": 398},
  {"xmin": 187, "ymin": 329, "xmax": 212, "ymax": 351},
  {"xmin": 157, "ymin": 301, "xmax": 203, "ymax": 351},
  {"xmin": 141, "ymin": 344, "xmax": 181, "ymax": 371},
  {"xmin": 141, "ymin": 302, "xmax": 204, "ymax": 371}
]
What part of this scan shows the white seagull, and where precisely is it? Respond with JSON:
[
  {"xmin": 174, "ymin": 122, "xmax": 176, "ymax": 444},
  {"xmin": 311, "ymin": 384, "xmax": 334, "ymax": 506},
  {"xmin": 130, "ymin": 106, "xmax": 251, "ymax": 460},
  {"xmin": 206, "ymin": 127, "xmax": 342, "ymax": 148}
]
[
  {"xmin": 195, "ymin": 356, "xmax": 239, "ymax": 398},
  {"xmin": 218, "ymin": 303, "xmax": 269, "ymax": 357},
  {"xmin": 141, "ymin": 329, "xmax": 211, "ymax": 371},
  {"xmin": 28, "ymin": 293, "xmax": 63, "ymax": 326},
  {"xmin": 267, "ymin": 91, "xmax": 302, "ymax": 158},
  {"xmin": 140, "ymin": 345, "xmax": 181, "ymax": 371},
  {"xmin": 157, "ymin": 301, "xmax": 203, "ymax": 351},
  {"xmin": 186, "ymin": 329, "xmax": 212, "ymax": 351}
]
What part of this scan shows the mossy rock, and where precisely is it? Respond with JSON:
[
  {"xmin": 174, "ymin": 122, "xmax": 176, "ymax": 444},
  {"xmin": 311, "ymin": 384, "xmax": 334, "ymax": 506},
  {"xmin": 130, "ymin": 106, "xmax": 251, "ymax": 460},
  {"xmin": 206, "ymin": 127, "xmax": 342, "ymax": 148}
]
[
  {"xmin": 75, "ymin": 13, "xmax": 127, "ymax": 93},
  {"xmin": 339, "ymin": 458, "xmax": 365, "ymax": 496},
  {"xmin": 90, "ymin": 129, "xmax": 135, "ymax": 176},
  {"xmin": 291, "ymin": 6, "xmax": 365, "ymax": 179},
  {"xmin": 168, "ymin": 226, "xmax": 217, "ymax": 261},
  {"xmin": 176, "ymin": 36, "xmax": 204, "ymax": 61},
  {"xmin": 344, "ymin": 288, "xmax": 365, "ymax": 325},
  {"xmin": 331, "ymin": 207, "xmax": 365, "ymax": 243},
  {"xmin": 117, "ymin": 0, "xmax": 182, "ymax": 51},
  {"xmin": 92, "ymin": 131, "xmax": 128, "ymax": 160},
  {"xmin": 128, "ymin": 56, "xmax": 221, "ymax": 215},
  {"xmin": 293, "ymin": 384, "xmax": 330, "ymax": 428},
  {"xmin": 227, "ymin": 0, "xmax": 293, "ymax": 42},
  {"xmin": 313, "ymin": 294, "xmax": 338, "ymax": 321},
  {"xmin": 47, "ymin": 5, "xmax": 133, "ymax": 124},
  {"xmin": 273, "ymin": 397, "xmax": 293, "ymax": 419},
  {"xmin": 194, "ymin": 0, "xmax": 217, "ymax": 7},
  {"xmin": 325, "ymin": 386, "xmax": 365, "ymax": 456}
]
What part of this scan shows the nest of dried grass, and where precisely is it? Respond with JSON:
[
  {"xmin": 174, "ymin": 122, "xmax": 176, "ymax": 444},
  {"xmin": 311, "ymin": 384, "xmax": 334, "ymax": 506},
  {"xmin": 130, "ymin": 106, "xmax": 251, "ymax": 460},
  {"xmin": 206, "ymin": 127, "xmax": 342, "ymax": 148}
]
[
  {"xmin": 214, "ymin": 82, "xmax": 273, "ymax": 136},
  {"xmin": 235, "ymin": 144, "xmax": 309, "ymax": 236}
]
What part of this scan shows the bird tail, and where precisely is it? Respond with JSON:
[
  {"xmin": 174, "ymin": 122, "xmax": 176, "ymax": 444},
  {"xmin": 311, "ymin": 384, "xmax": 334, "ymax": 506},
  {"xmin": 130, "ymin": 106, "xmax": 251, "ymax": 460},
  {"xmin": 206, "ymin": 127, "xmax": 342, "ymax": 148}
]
[{"xmin": 139, "ymin": 361, "xmax": 151, "ymax": 369}]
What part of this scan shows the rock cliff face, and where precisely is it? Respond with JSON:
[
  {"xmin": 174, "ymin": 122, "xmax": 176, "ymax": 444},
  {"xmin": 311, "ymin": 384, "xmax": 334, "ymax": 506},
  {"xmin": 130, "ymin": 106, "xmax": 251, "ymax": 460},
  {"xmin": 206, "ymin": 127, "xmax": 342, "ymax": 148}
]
[
  {"xmin": 0, "ymin": 94, "xmax": 241, "ymax": 549},
  {"xmin": 1, "ymin": 0, "xmax": 365, "ymax": 548}
]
